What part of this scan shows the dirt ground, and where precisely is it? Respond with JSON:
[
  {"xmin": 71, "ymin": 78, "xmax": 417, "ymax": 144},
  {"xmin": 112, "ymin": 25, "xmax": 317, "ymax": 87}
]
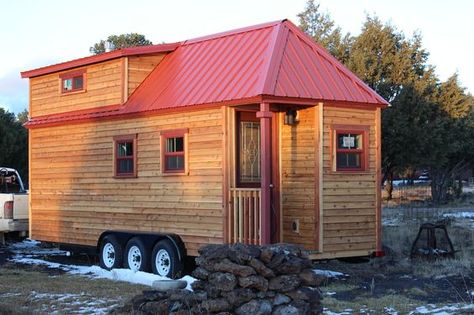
[
  {"xmin": 0, "ymin": 187, "xmax": 473, "ymax": 314},
  {"xmin": 0, "ymin": 242, "xmax": 148, "ymax": 315}
]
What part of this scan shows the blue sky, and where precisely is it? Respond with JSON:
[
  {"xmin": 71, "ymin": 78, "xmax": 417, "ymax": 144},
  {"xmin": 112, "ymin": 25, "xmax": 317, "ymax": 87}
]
[{"xmin": 0, "ymin": 0, "xmax": 472, "ymax": 114}]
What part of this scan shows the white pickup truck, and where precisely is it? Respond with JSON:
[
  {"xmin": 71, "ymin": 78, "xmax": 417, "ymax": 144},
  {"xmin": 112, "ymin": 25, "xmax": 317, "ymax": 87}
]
[{"xmin": 0, "ymin": 167, "xmax": 28, "ymax": 242}]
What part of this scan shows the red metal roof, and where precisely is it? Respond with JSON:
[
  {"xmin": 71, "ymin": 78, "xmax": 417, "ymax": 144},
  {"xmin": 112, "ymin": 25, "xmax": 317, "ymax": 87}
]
[
  {"xmin": 20, "ymin": 43, "xmax": 180, "ymax": 78},
  {"xmin": 122, "ymin": 20, "xmax": 387, "ymax": 115},
  {"xmin": 24, "ymin": 20, "xmax": 388, "ymax": 128}
]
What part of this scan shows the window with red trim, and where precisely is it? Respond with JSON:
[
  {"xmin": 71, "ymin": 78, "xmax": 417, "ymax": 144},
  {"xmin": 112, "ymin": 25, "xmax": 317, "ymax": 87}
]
[
  {"xmin": 114, "ymin": 135, "xmax": 137, "ymax": 177},
  {"xmin": 60, "ymin": 70, "xmax": 85, "ymax": 93},
  {"xmin": 161, "ymin": 129, "xmax": 188, "ymax": 174},
  {"xmin": 335, "ymin": 130, "xmax": 366, "ymax": 171}
]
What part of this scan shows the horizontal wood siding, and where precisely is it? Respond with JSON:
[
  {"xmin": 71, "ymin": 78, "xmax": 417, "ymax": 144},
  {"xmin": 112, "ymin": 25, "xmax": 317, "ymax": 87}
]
[
  {"xmin": 280, "ymin": 107, "xmax": 317, "ymax": 250},
  {"xmin": 29, "ymin": 108, "xmax": 224, "ymax": 256},
  {"xmin": 322, "ymin": 106, "xmax": 377, "ymax": 255},
  {"xmin": 30, "ymin": 59, "xmax": 124, "ymax": 117},
  {"xmin": 128, "ymin": 54, "xmax": 165, "ymax": 96}
]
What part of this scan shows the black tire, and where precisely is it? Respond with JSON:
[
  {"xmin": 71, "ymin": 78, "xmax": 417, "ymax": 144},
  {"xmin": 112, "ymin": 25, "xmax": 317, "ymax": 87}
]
[
  {"xmin": 151, "ymin": 239, "xmax": 183, "ymax": 278},
  {"xmin": 99, "ymin": 235, "xmax": 123, "ymax": 270},
  {"xmin": 123, "ymin": 237, "xmax": 150, "ymax": 272}
]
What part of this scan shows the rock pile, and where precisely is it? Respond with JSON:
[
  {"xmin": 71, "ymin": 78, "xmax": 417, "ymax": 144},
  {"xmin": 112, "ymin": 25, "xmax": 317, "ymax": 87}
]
[{"xmin": 116, "ymin": 243, "xmax": 323, "ymax": 315}]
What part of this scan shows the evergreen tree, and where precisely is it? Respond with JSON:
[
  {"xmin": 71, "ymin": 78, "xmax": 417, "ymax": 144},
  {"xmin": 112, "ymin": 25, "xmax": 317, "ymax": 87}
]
[
  {"xmin": 297, "ymin": 0, "xmax": 352, "ymax": 63},
  {"xmin": 90, "ymin": 33, "xmax": 153, "ymax": 55},
  {"xmin": 0, "ymin": 108, "xmax": 28, "ymax": 185}
]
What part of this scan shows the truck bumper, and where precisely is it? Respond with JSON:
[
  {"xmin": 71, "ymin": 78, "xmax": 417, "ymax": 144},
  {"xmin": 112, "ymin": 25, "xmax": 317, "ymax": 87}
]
[{"xmin": 0, "ymin": 219, "xmax": 28, "ymax": 233}]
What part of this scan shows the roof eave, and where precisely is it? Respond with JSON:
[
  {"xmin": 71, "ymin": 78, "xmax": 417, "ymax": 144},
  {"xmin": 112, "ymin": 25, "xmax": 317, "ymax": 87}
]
[{"xmin": 20, "ymin": 42, "xmax": 181, "ymax": 79}]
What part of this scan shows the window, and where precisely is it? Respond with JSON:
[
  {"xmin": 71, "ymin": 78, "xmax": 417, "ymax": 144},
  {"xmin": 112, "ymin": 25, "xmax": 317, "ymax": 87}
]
[
  {"xmin": 114, "ymin": 134, "xmax": 137, "ymax": 178},
  {"xmin": 237, "ymin": 111, "xmax": 261, "ymax": 187},
  {"xmin": 60, "ymin": 70, "xmax": 85, "ymax": 93},
  {"xmin": 161, "ymin": 129, "xmax": 188, "ymax": 174},
  {"xmin": 333, "ymin": 126, "xmax": 369, "ymax": 172}
]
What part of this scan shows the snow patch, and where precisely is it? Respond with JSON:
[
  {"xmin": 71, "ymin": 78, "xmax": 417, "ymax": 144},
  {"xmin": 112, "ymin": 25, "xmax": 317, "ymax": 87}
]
[
  {"xmin": 11, "ymin": 256, "xmax": 196, "ymax": 290},
  {"xmin": 408, "ymin": 303, "xmax": 474, "ymax": 314},
  {"xmin": 9, "ymin": 240, "xmax": 196, "ymax": 290},
  {"xmin": 28, "ymin": 291, "xmax": 117, "ymax": 315},
  {"xmin": 443, "ymin": 212, "xmax": 474, "ymax": 219},
  {"xmin": 313, "ymin": 269, "xmax": 347, "ymax": 278}
]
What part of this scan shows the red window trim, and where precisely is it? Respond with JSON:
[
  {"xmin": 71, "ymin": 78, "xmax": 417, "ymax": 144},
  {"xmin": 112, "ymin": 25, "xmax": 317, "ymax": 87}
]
[
  {"xmin": 332, "ymin": 125, "xmax": 369, "ymax": 172},
  {"xmin": 160, "ymin": 128, "xmax": 188, "ymax": 175},
  {"xmin": 113, "ymin": 134, "xmax": 137, "ymax": 178},
  {"xmin": 60, "ymin": 69, "xmax": 86, "ymax": 94}
]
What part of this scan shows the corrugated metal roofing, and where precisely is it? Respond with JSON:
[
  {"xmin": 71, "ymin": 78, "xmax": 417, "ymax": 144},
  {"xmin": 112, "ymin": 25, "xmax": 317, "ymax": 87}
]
[
  {"xmin": 122, "ymin": 19, "xmax": 387, "ymax": 115},
  {"xmin": 24, "ymin": 19, "xmax": 388, "ymax": 128}
]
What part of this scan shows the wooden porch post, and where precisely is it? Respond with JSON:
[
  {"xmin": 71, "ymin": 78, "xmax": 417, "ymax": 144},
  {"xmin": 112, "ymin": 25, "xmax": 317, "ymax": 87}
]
[{"xmin": 257, "ymin": 102, "xmax": 272, "ymax": 244}]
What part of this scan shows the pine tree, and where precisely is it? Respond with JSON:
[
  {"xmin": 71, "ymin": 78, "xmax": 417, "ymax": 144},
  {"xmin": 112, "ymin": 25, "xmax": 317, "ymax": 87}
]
[
  {"xmin": 297, "ymin": 0, "xmax": 352, "ymax": 62},
  {"xmin": 90, "ymin": 33, "xmax": 153, "ymax": 55}
]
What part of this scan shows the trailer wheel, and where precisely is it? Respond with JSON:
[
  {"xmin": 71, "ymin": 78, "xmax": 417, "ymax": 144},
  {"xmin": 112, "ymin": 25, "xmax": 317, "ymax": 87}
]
[
  {"xmin": 99, "ymin": 235, "xmax": 123, "ymax": 270},
  {"xmin": 151, "ymin": 239, "xmax": 183, "ymax": 278},
  {"xmin": 124, "ymin": 237, "xmax": 150, "ymax": 272}
]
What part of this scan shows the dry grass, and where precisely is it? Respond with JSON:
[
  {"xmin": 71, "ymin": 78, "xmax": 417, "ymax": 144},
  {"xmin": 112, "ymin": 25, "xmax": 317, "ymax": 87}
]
[{"xmin": 0, "ymin": 265, "xmax": 147, "ymax": 314}]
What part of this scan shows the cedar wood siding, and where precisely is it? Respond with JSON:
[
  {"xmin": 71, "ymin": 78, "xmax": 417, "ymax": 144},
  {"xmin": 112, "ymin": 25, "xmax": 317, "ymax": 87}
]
[
  {"xmin": 30, "ymin": 59, "xmax": 124, "ymax": 117},
  {"xmin": 127, "ymin": 55, "xmax": 166, "ymax": 97},
  {"xmin": 29, "ymin": 108, "xmax": 224, "ymax": 256},
  {"xmin": 29, "ymin": 54, "xmax": 166, "ymax": 117},
  {"xmin": 280, "ymin": 106, "xmax": 318, "ymax": 250},
  {"xmin": 322, "ymin": 106, "xmax": 377, "ymax": 257}
]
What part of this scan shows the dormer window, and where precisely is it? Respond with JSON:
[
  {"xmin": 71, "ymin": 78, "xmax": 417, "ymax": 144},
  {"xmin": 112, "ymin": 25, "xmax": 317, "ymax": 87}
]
[{"xmin": 60, "ymin": 70, "xmax": 86, "ymax": 93}]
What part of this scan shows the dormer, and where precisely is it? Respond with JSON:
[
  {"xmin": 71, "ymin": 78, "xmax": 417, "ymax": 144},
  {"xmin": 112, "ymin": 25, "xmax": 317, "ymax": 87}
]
[{"xmin": 21, "ymin": 43, "xmax": 179, "ymax": 118}]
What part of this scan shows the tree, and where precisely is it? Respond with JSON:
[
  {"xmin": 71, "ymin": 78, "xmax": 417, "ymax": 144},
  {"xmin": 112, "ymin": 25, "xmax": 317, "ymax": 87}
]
[
  {"xmin": 297, "ymin": 0, "xmax": 352, "ymax": 63},
  {"xmin": 17, "ymin": 109, "xmax": 29, "ymax": 124},
  {"xmin": 0, "ymin": 108, "xmax": 28, "ymax": 186},
  {"xmin": 90, "ymin": 33, "xmax": 153, "ymax": 55},
  {"xmin": 422, "ymin": 75, "xmax": 474, "ymax": 203},
  {"xmin": 346, "ymin": 16, "xmax": 436, "ymax": 199}
]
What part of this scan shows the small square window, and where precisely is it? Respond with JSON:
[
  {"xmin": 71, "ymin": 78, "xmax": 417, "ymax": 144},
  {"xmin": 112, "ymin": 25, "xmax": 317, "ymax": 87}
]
[
  {"xmin": 333, "ymin": 127, "xmax": 368, "ymax": 172},
  {"xmin": 60, "ymin": 70, "xmax": 86, "ymax": 94},
  {"xmin": 114, "ymin": 134, "xmax": 137, "ymax": 178},
  {"xmin": 161, "ymin": 129, "xmax": 188, "ymax": 174}
]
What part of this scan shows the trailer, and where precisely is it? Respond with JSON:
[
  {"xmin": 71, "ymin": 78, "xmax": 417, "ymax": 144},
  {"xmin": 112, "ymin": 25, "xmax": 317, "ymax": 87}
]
[{"xmin": 21, "ymin": 20, "xmax": 388, "ymax": 278}]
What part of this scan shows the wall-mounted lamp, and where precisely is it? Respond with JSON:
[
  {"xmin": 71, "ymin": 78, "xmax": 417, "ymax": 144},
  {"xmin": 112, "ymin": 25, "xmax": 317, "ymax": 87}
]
[{"xmin": 284, "ymin": 109, "xmax": 298, "ymax": 125}]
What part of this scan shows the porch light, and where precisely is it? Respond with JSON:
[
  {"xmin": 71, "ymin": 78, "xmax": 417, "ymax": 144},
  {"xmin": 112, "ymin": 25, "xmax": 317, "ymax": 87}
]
[{"xmin": 284, "ymin": 109, "xmax": 298, "ymax": 125}]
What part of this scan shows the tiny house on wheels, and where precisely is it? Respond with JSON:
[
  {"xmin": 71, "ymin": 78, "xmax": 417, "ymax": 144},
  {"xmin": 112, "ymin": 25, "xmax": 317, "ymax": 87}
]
[{"xmin": 22, "ymin": 20, "xmax": 388, "ymax": 278}]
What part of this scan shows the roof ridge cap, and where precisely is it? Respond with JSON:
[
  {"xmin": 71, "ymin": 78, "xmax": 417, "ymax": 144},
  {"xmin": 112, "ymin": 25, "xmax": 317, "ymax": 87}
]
[
  {"xmin": 184, "ymin": 19, "xmax": 285, "ymax": 45},
  {"xmin": 258, "ymin": 22, "xmax": 290, "ymax": 95}
]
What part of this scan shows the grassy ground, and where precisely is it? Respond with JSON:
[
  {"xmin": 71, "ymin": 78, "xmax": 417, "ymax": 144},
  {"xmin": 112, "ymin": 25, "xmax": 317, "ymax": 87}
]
[
  {"xmin": 318, "ymin": 186, "xmax": 474, "ymax": 314},
  {"xmin": 0, "ymin": 261, "xmax": 147, "ymax": 314}
]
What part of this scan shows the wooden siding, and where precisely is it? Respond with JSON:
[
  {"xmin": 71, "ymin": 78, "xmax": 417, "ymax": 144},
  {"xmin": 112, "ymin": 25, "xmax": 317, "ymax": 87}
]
[
  {"xmin": 30, "ymin": 59, "xmax": 124, "ymax": 117},
  {"xmin": 280, "ymin": 107, "xmax": 318, "ymax": 250},
  {"xmin": 127, "ymin": 54, "xmax": 165, "ymax": 97},
  {"xmin": 29, "ymin": 108, "xmax": 224, "ymax": 256},
  {"xmin": 322, "ymin": 106, "xmax": 377, "ymax": 255}
]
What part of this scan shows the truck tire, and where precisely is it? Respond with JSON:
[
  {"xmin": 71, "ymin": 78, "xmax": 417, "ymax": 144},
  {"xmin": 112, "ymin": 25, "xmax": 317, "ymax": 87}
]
[
  {"xmin": 99, "ymin": 235, "xmax": 123, "ymax": 270},
  {"xmin": 151, "ymin": 239, "xmax": 183, "ymax": 278},
  {"xmin": 124, "ymin": 237, "xmax": 150, "ymax": 272}
]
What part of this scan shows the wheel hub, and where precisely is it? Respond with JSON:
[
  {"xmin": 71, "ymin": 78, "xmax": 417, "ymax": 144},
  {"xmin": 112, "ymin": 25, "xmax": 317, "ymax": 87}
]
[
  {"xmin": 102, "ymin": 243, "xmax": 116, "ymax": 269},
  {"xmin": 155, "ymin": 249, "xmax": 171, "ymax": 276},
  {"xmin": 128, "ymin": 245, "xmax": 142, "ymax": 271}
]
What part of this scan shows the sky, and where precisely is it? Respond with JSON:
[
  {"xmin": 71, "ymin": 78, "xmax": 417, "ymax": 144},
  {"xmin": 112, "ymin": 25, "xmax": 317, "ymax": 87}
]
[{"xmin": 0, "ymin": 0, "xmax": 472, "ymax": 114}]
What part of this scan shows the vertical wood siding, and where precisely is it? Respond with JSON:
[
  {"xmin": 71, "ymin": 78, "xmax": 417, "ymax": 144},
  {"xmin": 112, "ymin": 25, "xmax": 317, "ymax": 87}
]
[{"xmin": 29, "ymin": 108, "xmax": 224, "ymax": 256}]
